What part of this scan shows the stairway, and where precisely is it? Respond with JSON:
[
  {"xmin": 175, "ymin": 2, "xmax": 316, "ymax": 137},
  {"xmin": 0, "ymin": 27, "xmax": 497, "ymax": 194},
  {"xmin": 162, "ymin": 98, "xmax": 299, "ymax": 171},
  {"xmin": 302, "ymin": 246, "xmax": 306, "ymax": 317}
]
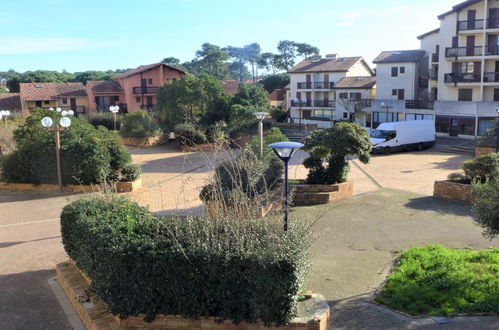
[
  {"xmin": 440, "ymin": 145, "xmax": 474, "ymax": 155},
  {"xmin": 279, "ymin": 127, "xmax": 312, "ymax": 142}
]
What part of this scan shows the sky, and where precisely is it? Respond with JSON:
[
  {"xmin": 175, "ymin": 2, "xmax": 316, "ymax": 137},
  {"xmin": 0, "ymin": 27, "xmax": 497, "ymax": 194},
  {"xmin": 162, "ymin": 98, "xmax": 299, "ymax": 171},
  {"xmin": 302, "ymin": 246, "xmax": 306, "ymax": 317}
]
[{"xmin": 0, "ymin": 0, "xmax": 460, "ymax": 73}]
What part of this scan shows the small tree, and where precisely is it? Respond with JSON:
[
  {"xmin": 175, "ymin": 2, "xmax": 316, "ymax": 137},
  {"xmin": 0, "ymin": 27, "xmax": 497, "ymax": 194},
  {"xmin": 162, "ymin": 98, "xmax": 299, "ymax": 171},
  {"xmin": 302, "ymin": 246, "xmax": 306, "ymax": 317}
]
[
  {"xmin": 303, "ymin": 122, "xmax": 371, "ymax": 184},
  {"xmin": 472, "ymin": 179, "xmax": 499, "ymax": 239}
]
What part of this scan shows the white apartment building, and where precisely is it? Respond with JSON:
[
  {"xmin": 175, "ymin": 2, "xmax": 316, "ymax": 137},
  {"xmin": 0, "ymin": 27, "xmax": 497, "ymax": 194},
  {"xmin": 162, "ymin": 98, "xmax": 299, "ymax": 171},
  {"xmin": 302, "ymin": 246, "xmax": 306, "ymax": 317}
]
[
  {"xmin": 417, "ymin": 0, "xmax": 499, "ymax": 137},
  {"xmin": 288, "ymin": 54, "xmax": 375, "ymax": 128},
  {"xmin": 367, "ymin": 50, "xmax": 435, "ymax": 129}
]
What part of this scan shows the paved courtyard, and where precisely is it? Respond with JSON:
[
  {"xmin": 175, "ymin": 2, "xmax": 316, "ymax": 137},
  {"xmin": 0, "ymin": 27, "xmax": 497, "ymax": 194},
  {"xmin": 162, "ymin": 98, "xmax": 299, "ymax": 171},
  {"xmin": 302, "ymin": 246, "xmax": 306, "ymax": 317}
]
[{"xmin": 0, "ymin": 143, "xmax": 496, "ymax": 329}]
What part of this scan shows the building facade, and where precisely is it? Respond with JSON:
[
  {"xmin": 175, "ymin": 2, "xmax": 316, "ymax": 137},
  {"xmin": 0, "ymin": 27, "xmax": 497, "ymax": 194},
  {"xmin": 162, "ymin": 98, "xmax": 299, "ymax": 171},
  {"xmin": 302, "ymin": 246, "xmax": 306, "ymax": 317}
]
[
  {"xmin": 19, "ymin": 82, "xmax": 88, "ymax": 114},
  {"xmin": 288, "ymin": 54, "xmax": 375, "ymax": 128}
]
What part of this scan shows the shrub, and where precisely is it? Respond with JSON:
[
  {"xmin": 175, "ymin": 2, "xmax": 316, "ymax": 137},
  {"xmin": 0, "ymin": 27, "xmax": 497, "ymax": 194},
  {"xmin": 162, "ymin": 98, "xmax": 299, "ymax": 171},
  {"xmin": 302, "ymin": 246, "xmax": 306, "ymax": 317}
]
[
  {"xmin": 119, "ymin": 163, "xmax": 141, "ymax": 182},
  {"xmin": 462, "ymin": 153, "xmax": 499, "ymax": 183},
  {"xmin": 303, "ymin": 122, "xmax": 371, "ymax": 184},
  {"xmin": 120, "ymin": 110, "xmax": 163, "ymax": 139},
  {"xmin": 60, "ymin": 197, "xmax": 311, "ymax": 325},
  {"xmin": 472, "ymin": 179, "xmax": 499, "ymax": 239},
  {"xmin": 270, "ymin": 107, "xmax": 287, "ymax": 122},
  {"xmin": 247, "ymin": 127, "xmax": 288, "ymax": 156},
  {"xmin": 87, "ymin": 112, "xmax": 123, "ymax": 131},
  {"xmin": 205, "ymin": 121, "xmax": 227, "ymax": 143},
  {"xmin": 447, "ymin": 172, "xmax": 468, "ymax": 183},
  {"xmin": 174, "ymin": 123, "xmax": 207, "ymax": 146},
  {"xmin": 0, "ymin": 108, "xmax": 137, "ymax": 185}
]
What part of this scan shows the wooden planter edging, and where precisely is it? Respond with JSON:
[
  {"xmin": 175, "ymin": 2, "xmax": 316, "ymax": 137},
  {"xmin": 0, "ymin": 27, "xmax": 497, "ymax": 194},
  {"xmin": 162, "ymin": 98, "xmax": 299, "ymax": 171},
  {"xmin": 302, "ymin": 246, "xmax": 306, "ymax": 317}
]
[
  {"xmin": 56, "ymin": 261, "xmax": 330, "ymax": 330},
  {"xmin": 291, "ymin": 181, "xmax": 353, "ymax": 206},
  {"xmin": 433, "ymin": 180, "xmax": 474, "ymax": 203},
  {"xmin": 475, "ymin": 147, "xmax": 496, "ymax": 157},
  {"xmin": 122, "ymin": 136, "xmax": 167, "ymax": 147},
  {"xmin": 0, "ymin": 178, "xmax": 142, "ymax": 193}
]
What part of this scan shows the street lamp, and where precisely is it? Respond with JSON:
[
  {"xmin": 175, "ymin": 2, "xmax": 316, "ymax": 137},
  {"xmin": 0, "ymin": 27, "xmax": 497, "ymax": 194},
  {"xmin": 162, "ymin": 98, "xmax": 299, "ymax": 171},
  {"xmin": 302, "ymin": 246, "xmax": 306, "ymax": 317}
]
[
  {"xmin": 268, "ymin": 141, "xmax": 304, "ymax": 232},
  {"xmin": 293, "ymin": 98, "xmax": 308, "ymax": 132},
  {"xmin": 254, "ymin": 112, "xmax": 269, "ymax": 159},
  {"xmin": 41, "ymin": 115, "xmax": 72, "ymax": 192},
  {"xmin": 109, "ymin": 105, "xmax": 120, "ymax": 130},
  {"xmin": 496, "ymin": 108, "xmax": 499, "ymax": 152},
  {"xmin": 380, "ymin": 102, "xmax": 394, "ymax": 126}
]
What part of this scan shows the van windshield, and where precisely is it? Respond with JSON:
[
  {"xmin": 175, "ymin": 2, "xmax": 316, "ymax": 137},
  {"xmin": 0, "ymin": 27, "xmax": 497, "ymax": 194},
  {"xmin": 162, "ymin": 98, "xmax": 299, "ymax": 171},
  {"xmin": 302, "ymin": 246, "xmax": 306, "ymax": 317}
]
[{"xmin": 371, "ymin": 130, "xmax": 396, "ymax": 140}]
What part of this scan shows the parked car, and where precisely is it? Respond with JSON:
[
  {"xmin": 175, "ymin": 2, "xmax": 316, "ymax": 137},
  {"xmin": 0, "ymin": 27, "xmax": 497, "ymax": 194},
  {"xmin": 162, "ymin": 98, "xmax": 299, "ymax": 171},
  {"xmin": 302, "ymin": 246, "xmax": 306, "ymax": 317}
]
[{"xmin": 370, "ymin": 120, "xmax": 436, "ymax": 154}]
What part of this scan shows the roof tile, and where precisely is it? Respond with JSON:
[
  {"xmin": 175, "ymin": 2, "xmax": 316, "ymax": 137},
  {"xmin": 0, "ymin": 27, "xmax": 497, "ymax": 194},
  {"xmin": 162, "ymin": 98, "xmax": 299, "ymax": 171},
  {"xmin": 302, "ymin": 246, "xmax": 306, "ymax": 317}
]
[{"xmin": 20, "ymin": 82, "xmax": 87, "ymax": 101}]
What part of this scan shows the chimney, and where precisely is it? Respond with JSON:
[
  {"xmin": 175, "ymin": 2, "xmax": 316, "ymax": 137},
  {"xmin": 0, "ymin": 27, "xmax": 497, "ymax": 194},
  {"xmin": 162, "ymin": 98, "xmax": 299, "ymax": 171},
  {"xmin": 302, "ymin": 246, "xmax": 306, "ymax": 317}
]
[{"xmin": 325, "ymin": 54, "xmax": 338, "ymax": 60}]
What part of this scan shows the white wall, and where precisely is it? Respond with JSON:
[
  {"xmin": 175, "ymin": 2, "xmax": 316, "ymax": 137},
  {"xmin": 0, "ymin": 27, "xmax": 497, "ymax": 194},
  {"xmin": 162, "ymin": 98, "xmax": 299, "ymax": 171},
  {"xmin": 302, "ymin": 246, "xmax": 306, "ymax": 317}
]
[{"xmin": 375, "ymin": 62, "xmax": 417, "ymax": 100}]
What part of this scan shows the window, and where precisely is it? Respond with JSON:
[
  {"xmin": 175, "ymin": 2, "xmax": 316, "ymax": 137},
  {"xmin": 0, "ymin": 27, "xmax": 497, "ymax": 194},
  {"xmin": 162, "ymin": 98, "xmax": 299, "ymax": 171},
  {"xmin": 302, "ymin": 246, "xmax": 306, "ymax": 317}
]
[
  {"xmin": 148, "ymin": 78, "xmax": 153, "ymax": 84},
  {"xmin": 391, "ymin": 67, "xmax": 398, "ymax": 77},
  {"xmin": 350, "ymin": 93, "xmax": 361, "ymax": 101},
  {"xmin": 35, "ymin": 101, "xmax": 42, "ymax": 107},
  {"xmin": 458, "ymin": 88, "xmax": 473, "ymax": 101},
  {"xmin": 343, "ymin": 112, "xmax": 348, "ymax": 119},
  {"xmin": 392, "ymin": 89, "xmax": 397, "ymax": 96},
  {"xmin": 44, "ymin": 100, "xmax": 50, "ymax": 105},
  {"xmin": 397, "ymin": 89, "xmax": 405, "ymax": 100},
  {"xmin": 400, "ymin": 67, "xmax": 406, "ymax": 74},
  {"xmin": 494, "ymin": 89, "xmax": 499, "ymax": 101},
  {"xmin": 339, "ymin": 92, "xmax": 348, "ymax": 99},
  {"xmin": 435, "ymin": 116, "xmax": 450, "ymax": 133},
  {"xmin": 478, "ymin": 118, "xmax": 496, "ymax": 135},
  {"xmin": 62, "ymin": 98, "xmax": 67, "ymax": 104},
  {"xmin": 136, "ymin": 96, "xmax": 141, "ymax": 103}
]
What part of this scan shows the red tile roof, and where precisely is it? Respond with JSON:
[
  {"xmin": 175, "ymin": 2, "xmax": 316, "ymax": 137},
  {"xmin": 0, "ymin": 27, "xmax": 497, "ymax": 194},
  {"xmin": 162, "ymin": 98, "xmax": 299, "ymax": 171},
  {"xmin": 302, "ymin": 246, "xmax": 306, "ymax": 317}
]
[
  {"xmin": 86, "ymin": 80, "xmax": 125, "ymax": 94},
  {"xmin": 0, "ymin": 93, "xmax": 22, "ymax": 111},
  {"xmin": 20, "ymin": 82, "xmax": 86, "ymax": 101},
  {"xmin": 114, "ymin": 62, "xmax": 185, "ymax": 79},
  {"xmin": 269, "ymin": 89, "xmax": 286, "ymax": 101},
  {"xmin": 220, "ymin": 80, "xmax": 240, "ymax": 95},
  {"xmin": 289, "ymin": 57, "xmax": 367, "ymax": 73},
  {"xmin": 333, "ymin": 76, "xmax": 376, "ymax": 89}
]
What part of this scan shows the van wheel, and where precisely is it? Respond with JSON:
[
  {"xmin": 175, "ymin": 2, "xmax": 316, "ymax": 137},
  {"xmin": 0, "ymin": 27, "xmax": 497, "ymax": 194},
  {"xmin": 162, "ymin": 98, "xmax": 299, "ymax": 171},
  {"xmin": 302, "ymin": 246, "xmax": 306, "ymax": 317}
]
[
  {"xmin": 417, "ymin": 143, "xmax": 424, "ymax": 151},
  {"xmin": 384, "ymin": 146, "xmax": 391, "ymax": 154}
]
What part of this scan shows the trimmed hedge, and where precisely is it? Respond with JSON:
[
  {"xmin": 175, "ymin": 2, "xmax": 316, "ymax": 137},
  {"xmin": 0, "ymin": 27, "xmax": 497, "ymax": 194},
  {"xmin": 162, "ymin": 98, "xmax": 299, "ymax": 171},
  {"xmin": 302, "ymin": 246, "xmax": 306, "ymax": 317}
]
[
  {"xmin": 60, "ymin": 197, "xmax": 311, "ymax": 325},
  {"xmin": 462, "ymin": 153, "xmax": 499, "ymax": 183},
  {"xmin": 174, "ymin": 123, "xmax": 208, "ymax": 146}
]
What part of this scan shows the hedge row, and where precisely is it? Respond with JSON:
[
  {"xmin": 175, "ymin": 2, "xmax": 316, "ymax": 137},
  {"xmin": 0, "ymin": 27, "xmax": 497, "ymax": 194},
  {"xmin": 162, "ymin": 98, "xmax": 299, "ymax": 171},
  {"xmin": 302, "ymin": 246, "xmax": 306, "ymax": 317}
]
[{"xmin": 60, "ymin": 197, "xmax": 311, "ymax": 325}]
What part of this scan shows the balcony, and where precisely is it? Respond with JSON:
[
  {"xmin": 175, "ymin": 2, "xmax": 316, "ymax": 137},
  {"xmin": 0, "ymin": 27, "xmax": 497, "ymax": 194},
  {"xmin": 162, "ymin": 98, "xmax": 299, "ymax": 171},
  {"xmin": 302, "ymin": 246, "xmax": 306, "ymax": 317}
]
[
  {"xmin": 457, "ymin": 19, "xmax": 484, "ymax": 31},
  {"xmin": 445, "ymin": 46, "xmax": 482, "ymax": 57},
  {"xmin": 132, "ymin": 86, "xmax": 159, "ymax": 94},
  {"xmin": 291, "ymin": 100, "xmax": 312, "ymax": 107},
  {"xmin": 405, "ymin": 100, "xmax": 434, "ymax": 110},
  {"xmin": 313, "ymin": 100, "xmax": 336, "ymax": 108},
  {"xmin": 353, "ymin": 99, "xmax": 372, "ymax": 112},
  {"xmin": 483, "ymin": 72, "xmax": 499, "ymax": 82},
  {"xmin": 485, "ymin": 45, "xmax": 499, "ymax": 55},
  {"xmin": 297, "ymin": 82, "xmax": 335, "ymax": 89},
  {"xmin": 444, "ymin": 73, "xmax": 481, "ymax": 84}
]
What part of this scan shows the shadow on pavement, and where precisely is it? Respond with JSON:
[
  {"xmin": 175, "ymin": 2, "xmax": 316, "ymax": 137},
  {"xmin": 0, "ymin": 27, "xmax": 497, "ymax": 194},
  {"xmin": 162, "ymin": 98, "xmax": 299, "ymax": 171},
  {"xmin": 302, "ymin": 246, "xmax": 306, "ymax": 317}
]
[
  {"xmin": 0, "ymin": 269, "xmax": 70, "ymax": 330},
  {"xmin": 0, "ymin": 191, "xmax": 77, "ymax": 204},
  {"xmin": 404, "ymin": 196, "xmax": 472, "ymax": 217},
  {"xmin": 0, "ymin": 236, "xmax": 61, "ymax": 249}
]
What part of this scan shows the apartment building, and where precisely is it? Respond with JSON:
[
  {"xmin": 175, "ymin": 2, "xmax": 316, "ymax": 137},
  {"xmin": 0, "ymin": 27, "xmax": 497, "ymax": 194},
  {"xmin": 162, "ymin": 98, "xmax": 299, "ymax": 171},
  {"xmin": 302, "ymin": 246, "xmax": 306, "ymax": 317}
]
[
  {"xmin": 417, "ymin": 0, "xmax": 499, "ymax": 137},
  {"xmin": 19, "ymin": 82, "xmax": 88, "ymax": 114},
  {"xmin": 288, "ymin": 54, "xmax": 375, "ymax": 128},
  {"xmin": 367, "ymin": 50, "xmax": 435, "ymax": 129}
]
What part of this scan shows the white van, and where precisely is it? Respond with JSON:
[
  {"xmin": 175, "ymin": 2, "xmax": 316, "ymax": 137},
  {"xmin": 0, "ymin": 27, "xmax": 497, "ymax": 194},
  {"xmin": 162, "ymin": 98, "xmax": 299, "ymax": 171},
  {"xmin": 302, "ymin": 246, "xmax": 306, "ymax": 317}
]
[{"xmin": 370, "ymin": 120, "xmax": 436, "ymax": 154}]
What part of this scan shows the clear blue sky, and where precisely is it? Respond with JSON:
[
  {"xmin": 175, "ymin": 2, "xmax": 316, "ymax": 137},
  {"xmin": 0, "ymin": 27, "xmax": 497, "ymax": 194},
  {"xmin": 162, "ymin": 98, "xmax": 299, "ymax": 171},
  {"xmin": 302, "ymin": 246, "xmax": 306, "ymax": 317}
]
[{"xmin": 0, "ymin": 0, "xmax": 459, "ymax": 73}]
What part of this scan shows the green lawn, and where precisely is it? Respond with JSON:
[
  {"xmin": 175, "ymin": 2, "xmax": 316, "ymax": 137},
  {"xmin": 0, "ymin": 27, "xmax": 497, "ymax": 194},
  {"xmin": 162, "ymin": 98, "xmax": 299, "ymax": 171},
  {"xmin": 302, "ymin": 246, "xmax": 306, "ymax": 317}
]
[{"xmin": 375, "ymin": 244, "xmax": 499, "ymax": 316}]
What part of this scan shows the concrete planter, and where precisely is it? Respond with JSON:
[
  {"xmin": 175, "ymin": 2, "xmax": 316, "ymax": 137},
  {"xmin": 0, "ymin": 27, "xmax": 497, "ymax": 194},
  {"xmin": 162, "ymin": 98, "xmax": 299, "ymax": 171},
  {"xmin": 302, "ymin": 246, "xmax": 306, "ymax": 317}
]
[
  {"xmin": 291, "ymin": 181, "xmax": 354, "ymax": 206},
  {"xmin": 433, "ymin": 180, "xmax": 474, "ymax": 203},
  {"xmin": 56, "ymin": 261, "xmax": 331, "ymax": 330},
  {"xmin": 0, "ymin": 178, "xmax": 142, "ymax": 193},
  {"xmin": 475, "ymin": 146, "xmax": 496, "ymax": 157},
  {"xmin": 122, "ymin": 136, "xmax": 167, "ymax": 147}
]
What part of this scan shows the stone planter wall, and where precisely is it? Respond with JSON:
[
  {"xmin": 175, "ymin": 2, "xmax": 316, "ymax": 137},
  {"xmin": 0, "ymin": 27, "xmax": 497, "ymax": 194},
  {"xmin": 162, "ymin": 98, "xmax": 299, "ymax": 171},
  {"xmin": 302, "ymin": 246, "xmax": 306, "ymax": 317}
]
[
  {"xmin": 475, "ymin": 146, "xmax": 496, "ymax": 157},
  {"xmin": 291, "ymin": 181, "xmax": 353, "ymax": 206},
  {"xmin": 56, "ymin": 262, "xmax": 330, "ymax": 330},
  {"xmin": 433, "ymin": 180, "xmax": 474, "ymax": 203},
  {"xmin": 0, "ymin": 178, "xmax": 141, "ymax": 193},
  {"xmin": 122, "ymin": 136, "xmax": 167, "ymax": 147}
]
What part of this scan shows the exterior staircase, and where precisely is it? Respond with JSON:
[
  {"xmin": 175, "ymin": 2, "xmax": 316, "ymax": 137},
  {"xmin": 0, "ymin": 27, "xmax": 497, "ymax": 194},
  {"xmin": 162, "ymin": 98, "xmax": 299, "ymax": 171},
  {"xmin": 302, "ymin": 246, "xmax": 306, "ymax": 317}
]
[
  {"xmin": 440, "ymin": 145, "xmax": 474, "ymax": 155},
  {"xmin": 279, "ymin": 127, "xmax": 312, "ymax": 142}
]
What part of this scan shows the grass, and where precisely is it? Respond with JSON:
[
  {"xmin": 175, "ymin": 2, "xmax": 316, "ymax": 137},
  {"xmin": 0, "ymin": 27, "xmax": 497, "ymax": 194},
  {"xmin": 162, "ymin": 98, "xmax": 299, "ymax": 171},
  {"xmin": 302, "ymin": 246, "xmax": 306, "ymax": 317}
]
[{"xmin": 375, "ymin": 244, "xmax": 499, "ymax": 316}]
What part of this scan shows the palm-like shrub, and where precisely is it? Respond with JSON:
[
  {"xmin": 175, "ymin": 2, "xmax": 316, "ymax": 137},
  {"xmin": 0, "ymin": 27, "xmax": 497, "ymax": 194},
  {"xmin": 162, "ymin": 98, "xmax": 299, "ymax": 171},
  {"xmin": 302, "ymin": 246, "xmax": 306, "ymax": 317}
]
[{"xmin": 120, "ymin": 110, "xmax": 163, "ymax": 139}]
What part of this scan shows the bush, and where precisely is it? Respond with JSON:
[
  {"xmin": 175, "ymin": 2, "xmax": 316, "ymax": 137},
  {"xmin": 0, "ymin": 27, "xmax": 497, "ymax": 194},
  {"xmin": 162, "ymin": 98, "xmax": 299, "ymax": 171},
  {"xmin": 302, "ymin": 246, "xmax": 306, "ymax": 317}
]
[
  {"xmin": 120, "ymin": 110, "xmax": 163, "ymax": 139},
  {"xmin": 0, "ymin": 108, "xmax": 136, "ymax": 185},
  {"xmin": 205, "ymin": 122, "xmax": 227, "ymax": 143},
  {"xmin": 247, "ymin": 127, "xmax": 288, "ymax": 156},
  {"xmin": 472, "ymin": 179, "xmax": 499, "ymax": 239},
  {"xmin": 375, "ymin": 244, "xmax": 499, "ymax": 316},
  {"xmin": 303, "ymin": 122, "xmax": 371, "ymax": 184},
  {"xmin": 462, "ymin": 153, "xmax": 499, "ymax": 183},
  {"xmin": 174, "ymin": 123, "xmax": 207, "ymax": 146},
  {"xmin": 119, "ymin": 163, "xmax": 141, "ymax": 182},
  {"xmin": 61, "ymin": 197, "xmax": 311, "ymax": 325},
  {"xmin": 270, "ymin": 107, "xmax": 287, "ymax": 122},
  {"xmin": 87, "ymin": 112, "xmax": 123, "ymax": 131}
]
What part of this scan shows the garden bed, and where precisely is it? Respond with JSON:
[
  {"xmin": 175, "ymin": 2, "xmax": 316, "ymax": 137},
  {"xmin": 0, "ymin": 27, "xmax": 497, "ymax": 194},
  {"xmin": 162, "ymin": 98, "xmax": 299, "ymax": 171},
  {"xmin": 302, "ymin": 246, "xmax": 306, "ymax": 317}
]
[
  {"xmin": 291, "ymin": 181, "xmax": 353, "ymax": 206},
  {"xmin": 374, "ymin": 245, "xmax": 499, "ymax": 317},
  {"xmin": 0, "ymin": 178, "xmax": 142, "ymax": 193},
  {"xmin": 121, "ymin": 136, "xmax": 167, "ymax": 147},
  {"xmin": 475, "ymin": 146, "xmax": 496, "ymax": 157},
  {"xmin": 433, "ymin": 180, "xmax": 474, "ymax": 203},
  {"xmin": 180, "ymin": 143, "xmax": 228, "ymax": 152},
  {"xmin": 56, "ymin": 261, "xmax": 330, "ymax": 330}
]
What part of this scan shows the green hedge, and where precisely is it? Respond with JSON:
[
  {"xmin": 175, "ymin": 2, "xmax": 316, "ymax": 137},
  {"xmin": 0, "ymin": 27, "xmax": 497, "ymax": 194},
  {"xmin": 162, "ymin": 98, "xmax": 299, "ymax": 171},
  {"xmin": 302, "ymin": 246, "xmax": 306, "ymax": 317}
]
[
  {"xmin": 0, "ymin": 109, "xmax": 137, "ymax": 185},
  {"xmin": 60, "ymin": 197, "xmax": 311, "ymax": 325},
  {"xmin": 174, "ymin": 123, "xmax": 208, "ymax": 146}
]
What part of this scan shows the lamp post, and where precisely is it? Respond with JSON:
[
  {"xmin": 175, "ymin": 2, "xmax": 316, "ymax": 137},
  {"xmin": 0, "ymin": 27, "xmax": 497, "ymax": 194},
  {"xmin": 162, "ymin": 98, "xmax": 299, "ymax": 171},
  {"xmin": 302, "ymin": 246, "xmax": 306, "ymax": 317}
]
[
  {"xmin": 0, "ymin": 110, "xmax": 10, "ymax": 125},
  {"xmin": 268, "ymin": 142, "xmax": 304, "ymax": 232},
  {"xmin": 380, "ymin": 102, "xmax": 394, "ymax": 126},
  {"xmin": 496, "ymin": 108, "xmax": 499, "ymax": 152},
  {"xmin": 41, "ymin": 115, "xmax": 72, "ymax": 192},
  {"xmin": 293, "ymin": 98, "xmax": 308, "ymax": 132},
  {"xmin": 254, "ymin": 112, "xmax": 269, "ymax": 159},
  {"xmin": 109, "ymin": 105, "xmax": 120, "ymax": 130}
]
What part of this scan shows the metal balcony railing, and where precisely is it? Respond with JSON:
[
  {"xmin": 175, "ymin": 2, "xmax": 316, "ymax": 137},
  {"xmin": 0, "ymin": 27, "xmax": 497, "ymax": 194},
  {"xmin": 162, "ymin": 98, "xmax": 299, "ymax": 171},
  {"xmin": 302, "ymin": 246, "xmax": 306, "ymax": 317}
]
[
  {"xmin": 457, "ymin": 19, "xmax": 484, "ymax": 31},
  {"xmin": 405, "ymin": 100, "xmax": 434, "ymax": 110},
  {"xmin": 444, "ymin": 73, "xmax": 481, "ymax": 83},
  {"xmin": 297, "ymin": 82, "xmax": 335, "ymax": 89},
  {"xmin": 445, "ymin": 46, "xmax": 483, "ymax": 57},
  {"xmin": 313, "ymin": 100, "xmax": 336, "ymax": 108},
  {"xmin": 483, "ymin": 72, "xmax": 499, "ymax": 82},
  {"xmin": 132, "ymin": 86, "xmax": 159, "ymax": 94}
]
